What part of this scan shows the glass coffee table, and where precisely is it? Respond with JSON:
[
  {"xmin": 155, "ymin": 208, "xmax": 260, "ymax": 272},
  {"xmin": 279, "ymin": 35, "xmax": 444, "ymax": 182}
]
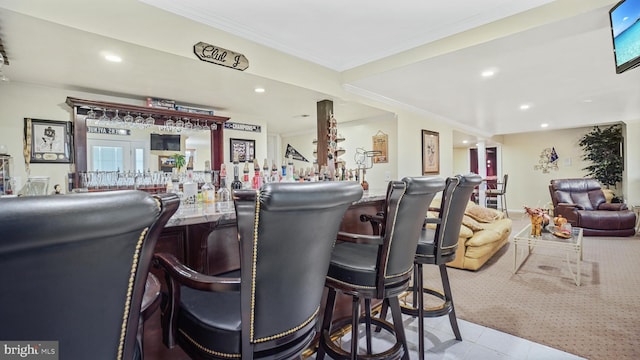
[{"xmin": 513, "ymin": 224, "xmax": 583, "ymax": 286}]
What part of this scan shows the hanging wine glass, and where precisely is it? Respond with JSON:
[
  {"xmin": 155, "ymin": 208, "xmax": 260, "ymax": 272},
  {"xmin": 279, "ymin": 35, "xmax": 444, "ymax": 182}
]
[
  {"xmin": 210, "ymin": 121, "xmax": 218, "ymax": 130},
  {"xmin": 134, "ymin": 113, "xmax": 145, "ymax": 129},
  {"xmin": 123, "ymin": 111, "xmax": 134, "ymax": 128},
  {"xmin": 145, "ymin": 114, "xmax": 155, "ymax": 128},
  {"xmin": 184, "ymin": 118, "xmax": 193, "ymax": 132},
  {"xmin": 165, "ymin": 116, "xmax": 175, "ymax": 131},
  {"xmin": 85, "ymin": 107, "xmax": 97, "ymax": 122},
  {"xmin": 175, "ymin": 117, "xmax": 184, "ymax": 132},
  {"xmin": 98, "ymin": 108, "xmax": 110, "ymax": 126},
  {"xmin": 195, "ymin": 119, "xmax": 203, "ymax": 131},
  {"xmin": 112, "ymin": 109, "xmax": 123, "ymax": 127}
]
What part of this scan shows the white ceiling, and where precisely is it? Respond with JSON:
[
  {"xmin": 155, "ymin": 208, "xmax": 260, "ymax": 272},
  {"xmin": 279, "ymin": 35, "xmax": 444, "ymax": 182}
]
[{"xmin": 0, "ymin": 0, "xmax": 639, "ymax": 146}]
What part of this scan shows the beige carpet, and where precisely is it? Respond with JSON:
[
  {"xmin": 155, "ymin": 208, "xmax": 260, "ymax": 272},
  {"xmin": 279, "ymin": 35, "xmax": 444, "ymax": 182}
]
[{"xmin": 422, "ymin": 216, "xmax": 640, "ymax": 360}]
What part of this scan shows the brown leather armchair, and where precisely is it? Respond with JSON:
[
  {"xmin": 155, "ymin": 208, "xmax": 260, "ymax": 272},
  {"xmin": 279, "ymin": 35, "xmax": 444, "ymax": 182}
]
[{"xmin": 549, "ymin": 178, "xmax": 636, "ymax": 236}]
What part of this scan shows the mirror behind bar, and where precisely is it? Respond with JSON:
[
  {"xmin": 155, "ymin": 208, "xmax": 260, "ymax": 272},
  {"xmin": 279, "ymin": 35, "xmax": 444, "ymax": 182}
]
[{"xmin": 66, "ymin": 97, "xmax": 230, "ymax": 189}]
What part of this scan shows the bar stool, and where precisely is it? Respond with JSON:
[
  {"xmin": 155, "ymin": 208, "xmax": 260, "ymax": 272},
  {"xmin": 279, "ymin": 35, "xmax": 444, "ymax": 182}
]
[
  {"xmin": 401, "ymin": 174, "xmax": 481, "ymax": 360},
  {"xmin": 317, "ymin": 176, "xmax": 445, "ymax": 360},
  {"xmin": 486, "ymin": 173, "xmax": 509, "ymax": 217}
]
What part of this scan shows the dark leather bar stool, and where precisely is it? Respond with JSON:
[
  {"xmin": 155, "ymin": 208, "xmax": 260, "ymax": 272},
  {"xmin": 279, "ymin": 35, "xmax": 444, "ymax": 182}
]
[
  {"xmin": 154, "ymin": 182, "xmax": 362, "ymax": 360},
  {"xmin": 0, "ymin": 191, "xmax": 179, "ymax": 360},
  {"xmin": 317, "ymin": 176, "xmax": 445, "ymax": 360},
  {"xmin": 397, "ymin": 174, "xmax": 481, "ymax": 360}
]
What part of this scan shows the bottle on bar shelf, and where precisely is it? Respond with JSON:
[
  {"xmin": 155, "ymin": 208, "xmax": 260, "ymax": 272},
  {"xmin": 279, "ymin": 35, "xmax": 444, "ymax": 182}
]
[
  {"xmin": 262, "ymin": 159, "xmax": 270, "ymax": 185},
  {"xmin": 183, "ymin": 167, "xmax": 198, "ymax": 204},
  {"xmin": 252, "ymin": 159, "xmax": 261, "ymax": 190},
  {"xmin": 286, "ymin": 159, "xmax": 295, "ymax": 182},
  {"xmin": 271, "ymin": 160, "xmax": 279, "ymax": 183},
  {"xmin": 202, "ymin": 168, "xmax": 215, "ymax": 204},
  {"xmin": 217, "ymin": 164, "xmax": 230, "ymax": 202},
  {"xmin": 231, "ymin": 155, "xmax": 243, "ymax": 190},
  {"xmin": 242, "ymin": 160, "xmax": 250, "ymax": 189},
  {"xmin": 281, "ymin": 158, "xmax": 287, "ymax": 182}
]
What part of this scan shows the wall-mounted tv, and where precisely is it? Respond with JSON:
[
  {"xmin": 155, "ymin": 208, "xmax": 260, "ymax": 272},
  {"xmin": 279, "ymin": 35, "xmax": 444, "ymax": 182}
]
[
  {"xmin": 150, "ymin": 134, "xmax": 181, "ymax": 151},
  {"xmin": 609, "ymin": 0, "xmax": 640, "ymax": 74}
]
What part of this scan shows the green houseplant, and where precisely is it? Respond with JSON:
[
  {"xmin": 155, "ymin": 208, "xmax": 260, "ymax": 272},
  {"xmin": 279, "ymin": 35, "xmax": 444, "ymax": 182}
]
[
  {"xmin": 171, "ymin": 153, "xmax": 186, "ymax": 172},
  {"xmin": 578, "ymin": 124, "xmax": 623, "ymax": 197}
]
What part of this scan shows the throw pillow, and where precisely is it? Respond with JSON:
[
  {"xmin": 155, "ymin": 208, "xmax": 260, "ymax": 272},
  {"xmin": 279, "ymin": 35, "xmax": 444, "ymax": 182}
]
[
  {"xmin": 465, "ymin": 204, "xmax": 502, "ymax": 223},
  {"xmin": 462, "ymin": 215, "xmax": 485, "ymax": 231}
]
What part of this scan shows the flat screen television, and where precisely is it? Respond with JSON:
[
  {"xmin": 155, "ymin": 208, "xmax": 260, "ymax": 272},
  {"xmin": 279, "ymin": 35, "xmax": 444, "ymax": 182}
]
[
  {"xmin": 150, "ymin": 134, "xmax": 181, "ymax": 151},
  {"xmin": 609, "ymin": 0, "xmax": 640, "ymax": 74}
]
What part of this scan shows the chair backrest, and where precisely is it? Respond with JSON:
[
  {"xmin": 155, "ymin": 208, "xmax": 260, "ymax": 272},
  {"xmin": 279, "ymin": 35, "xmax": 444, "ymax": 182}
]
[
  {"xmin": 433, "ymin": 174, "xmax": 482, "ymax": 262},
  {"xmin": 501, "ymin": 174, "xmax": 508, "ymax": 193},
  {"xmin": 233, "ymin": 181, "xmax": 363, "ymax": 348},
  {"xmin": 549, "ymin": 178, "xmax": 605, "ymax": 211},
  {"xmin": 0, "ymin": 190, "xmax": 179, "ymax": 360},
  {"xmin": 378, "ymin": 176, "xmax": 445, "ymax": 288}
]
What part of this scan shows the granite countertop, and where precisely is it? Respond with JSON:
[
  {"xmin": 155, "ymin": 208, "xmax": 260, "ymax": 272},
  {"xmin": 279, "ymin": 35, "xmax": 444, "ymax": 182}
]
[{"xmin": 166, "ymin": 189, "xmax": 386, "ymax": 227}]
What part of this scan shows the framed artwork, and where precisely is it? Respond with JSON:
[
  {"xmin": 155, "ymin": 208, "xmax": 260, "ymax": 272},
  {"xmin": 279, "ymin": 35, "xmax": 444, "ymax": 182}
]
[
  {"xmin": 372, "ymin": 131, "xmax": 388, "ymax": 163},
  {"xmin": 158, "ymin": 155, "xmax": 176, "ymax": 173},
  {"xmin": 422, "ymin": 130, "xmax": 439, "ymax": 174},
  {"xmin": 230, "ymin": 138, "xmax": 255, "ymax": 162},
  {"xmin": 25, "ymin": 118, "xmax": 73, "ymax": 163}
]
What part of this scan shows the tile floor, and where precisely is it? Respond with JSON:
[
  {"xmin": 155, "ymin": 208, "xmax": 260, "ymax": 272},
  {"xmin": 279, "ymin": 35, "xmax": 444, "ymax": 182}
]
[{"xmin": 311, "ymin": 314, "xmax": 586, "ymax": 360}]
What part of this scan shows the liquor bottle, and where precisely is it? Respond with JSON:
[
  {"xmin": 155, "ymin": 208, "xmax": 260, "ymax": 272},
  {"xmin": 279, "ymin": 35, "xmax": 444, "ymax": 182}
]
[
  {"xmin": 231, "ymin": 155, "xmax": 243, "ymax": 190},
  {"xmin": 202, "ymin": 171, "xmax": 215, "ymax": 203},
  {"xmin": 242, "ymin": 160, "xmax": 250, "ymax": 189},
  {"xmin": 286, "ymin": 159, "xmax": 295, "ymax": 182},
  {"xmin": 183, "ymin": 167, "xmax": 198, "ymax": 204},
  {"xmin": 217, "ymin": 164, "xmax": 229, "ymax": 200},
  {"xmin": 271, "ymin": 160, "xmax": 279, "ymax": 183},
  {"xmin": 281, "ymin": 158, "xmax": 287, "ymax": 182},
  {"xmin": 252, "ymin": 159, "xmax": 261, "ymax": 190},
  {"xmin": 217, "ymin": 175, "xmax": 231, "ymax": 202},
  {"xmin": 262, "ymin": 159, "xmax": 270, "ymax": 185}
]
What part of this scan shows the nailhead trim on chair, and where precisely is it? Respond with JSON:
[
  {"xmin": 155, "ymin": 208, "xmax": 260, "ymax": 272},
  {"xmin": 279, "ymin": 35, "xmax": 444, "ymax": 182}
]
[
  {"xmin": 117, "ymin": 227, "xmax": 149, "ymax": 360},
  {"xmin": 179, "ymin": 329, "xmax": 241, "ymax": 358},
  {"xmin": 249, "ymin": 189, "xmax": 319, "ymax": 344}
]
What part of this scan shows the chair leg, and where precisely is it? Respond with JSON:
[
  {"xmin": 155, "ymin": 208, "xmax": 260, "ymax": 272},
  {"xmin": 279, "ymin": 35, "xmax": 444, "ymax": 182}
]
[
  {"xmin": 388, "ymin": 296, "xmax": 410, "ymax": 360},
  {"xmin": 316, "ymin": 288, "xmax": 337, "ymax": 360},
  {"xmin": 416, "ymin": 263, "xmax": 425, "ymax": 360},
  {"xmin": 351, "ymin": 296, "xmax": 361, "ymax": 360},
  {"xmin": 502, "ymin": 194, "xmax": 509, "ymax": 218},
  {"xmin": 440, "ymin": 264, "xmax": 461, "ymax": 341},
  {"xmin": 364, "ymin": 298, "xmax": 372, "ymax": 354}
]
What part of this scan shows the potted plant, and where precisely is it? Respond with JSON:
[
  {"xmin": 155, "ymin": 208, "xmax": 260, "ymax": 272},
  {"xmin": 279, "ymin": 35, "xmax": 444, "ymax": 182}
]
[
  {"xmin": 171, "ymin": 153, "xmax": 186, "ymax": 173},
  {"xmin": 578, "ymin": 124, "xmax": 624, "ymax": 201}
]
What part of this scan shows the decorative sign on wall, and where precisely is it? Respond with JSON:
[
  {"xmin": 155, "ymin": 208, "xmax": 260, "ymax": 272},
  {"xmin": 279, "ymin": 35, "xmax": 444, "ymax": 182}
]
[
  {"xmin": 533, "ymin": 147, "xmax": 559, "ymax": 173},
  {"xmin": 87, "ymin": 127, "xmax": 130, "ymax": 136},
  {"xmin": 285, "ymin": 144, "xmax": 309, "ymax": 162},
  {"xmin": 372, "ymin": 130, "xmax": 388, "ymax": 163},
  {"xmin": 224, "ymin": 122, "xmax": 261, "ymax": 133},
  {"xmin": 193, "ymin": 41, "xmax": 249, "ymax": 71}
]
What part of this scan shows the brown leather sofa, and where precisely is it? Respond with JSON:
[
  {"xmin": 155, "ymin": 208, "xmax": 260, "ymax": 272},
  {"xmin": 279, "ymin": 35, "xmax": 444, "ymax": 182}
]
[{"xmin": 549, "ymin": 178, "xmax": 636, "ymax": 237}]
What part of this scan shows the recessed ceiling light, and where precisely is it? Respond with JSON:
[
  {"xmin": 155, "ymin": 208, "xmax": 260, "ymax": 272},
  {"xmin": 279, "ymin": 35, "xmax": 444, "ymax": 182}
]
[
  {"xmin": 104, "ymin": 54, "xmax": 122, "ymax": 63},
  {"xmin": 254, "ymin": 87, "xmax": 265, "ymax": 93},
  {"xmin": 481, "ymin": 70, "xmax": 495, "ymax": 78},
  {"xmin": 582, "ymin": 99, "xmax": 593, "ymax": 103},
  {"xmin": 519, "ymin": 104, "xmax": 531, "ymax": 110},
  {"xmin": 541, "ymin": 123, "xmax": 549, "ymax": 128},
  {"xmin": 462, "ymin": 140, "xmax": 468, "ymax": 144}
]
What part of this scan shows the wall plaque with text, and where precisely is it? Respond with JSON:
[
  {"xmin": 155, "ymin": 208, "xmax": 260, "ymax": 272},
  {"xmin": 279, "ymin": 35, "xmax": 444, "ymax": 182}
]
[{"xmin": 193, "ymin": 41, "xmax": 249, "ymax": 71}]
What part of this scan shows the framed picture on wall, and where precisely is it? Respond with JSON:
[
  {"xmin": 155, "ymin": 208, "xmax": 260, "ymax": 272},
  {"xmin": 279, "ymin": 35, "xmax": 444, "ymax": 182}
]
[
  {"xmin": 25, "ymin": 118, "xmax": 74, "ymax": 163},
  {"xmin": 421, "ymin": 130, "xmax": 439, "ymax": 174},
  {"xmin": 230, "ymin": 138, "xmax": 255, "ymax": 162}
]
